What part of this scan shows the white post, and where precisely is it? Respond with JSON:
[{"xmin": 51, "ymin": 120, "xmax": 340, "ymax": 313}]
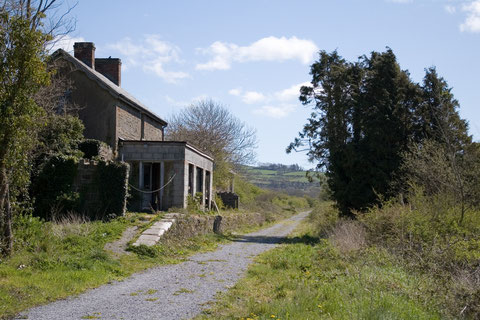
[
  {"xmin": 192, "ymin": 165, "xmax": 197, "ymax": 196},
  {"xmin": 201, "ymin": 168, "xmax": 206, "ymax": 210}
]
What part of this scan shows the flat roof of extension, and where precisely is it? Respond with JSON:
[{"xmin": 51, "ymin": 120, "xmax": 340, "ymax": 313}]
[{"xmin": 119, "ymin": 140, "xmax": 214, "ymax": 162}]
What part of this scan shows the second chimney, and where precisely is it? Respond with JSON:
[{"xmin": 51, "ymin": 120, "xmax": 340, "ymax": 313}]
[
  {"xmin": 95, "ymin": 58, "xmax": 122, "ymax": 86},
  {"xmin": 74, "ymin": 42, "xmax": 95, "ymax": 68}
]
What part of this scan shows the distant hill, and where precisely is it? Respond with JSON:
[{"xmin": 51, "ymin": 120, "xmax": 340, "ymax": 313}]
[{"xmin": 239, "ymin": 164, "xmax": 323, "ymax": 197}]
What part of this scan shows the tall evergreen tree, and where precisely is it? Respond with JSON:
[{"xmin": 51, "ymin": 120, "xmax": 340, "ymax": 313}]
[
  {"xmin": 351, "ymin": 50, "xmax": 420, "ymax": 211},
  {"xmin": 288, "ymin": 49, "xmax": 455, "ymax": 215},
  {"xmin": 417, "ymin": 67, "xmax": 471, "ymax": 149},
  {"xmin": 288, "ymin": 50, "xmax": 361, "ymax": 215}
]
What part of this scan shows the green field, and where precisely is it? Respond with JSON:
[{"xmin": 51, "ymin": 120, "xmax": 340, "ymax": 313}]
[{"xmin": 240, "ymin": 166, "xmax": 323, "ymax": 197}]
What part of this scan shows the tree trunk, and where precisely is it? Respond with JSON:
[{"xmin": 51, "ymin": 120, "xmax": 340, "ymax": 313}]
[
  {"xmin": 3, "ymin": 184, "xmax": 12, "ymax": 256},
  {"xmin": 0, "ymin": 161, "xmax": 11, "ymax": 256}
]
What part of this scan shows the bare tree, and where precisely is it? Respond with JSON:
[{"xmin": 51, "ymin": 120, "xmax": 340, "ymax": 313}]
[
  {"xmin": 166, "ymin": 100, "xmax": 257, "ymax": 187},
  {"xmin": 1, "ymin": 0, "xmax": 76, "ymax": 36}
]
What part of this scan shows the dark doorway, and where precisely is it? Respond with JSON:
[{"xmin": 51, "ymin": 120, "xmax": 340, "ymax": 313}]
[
  {"xmin": 188, "ymin": 164, "xmax": 194, "ymax": 196},
  {"xmin": 196, "ymin": 167, "xmax": 203, "ymax": 194},
  {"xmin": 151, "ymin": 163, "xmax": 160, "ymax": 211}
]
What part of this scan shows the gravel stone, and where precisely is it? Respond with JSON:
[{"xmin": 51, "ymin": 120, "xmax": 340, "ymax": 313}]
[{"xmin": 17, "ymin": 211, "xmax": 309, "ymax": 320}]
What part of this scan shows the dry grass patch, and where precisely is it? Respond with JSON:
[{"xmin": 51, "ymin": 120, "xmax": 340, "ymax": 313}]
[{"xmin": 327, "ymin": 220, "xmax": 367, "ymax": 254}]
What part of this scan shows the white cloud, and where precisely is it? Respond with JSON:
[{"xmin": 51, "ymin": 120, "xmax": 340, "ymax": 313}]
[
  {"xmin": 253, "ymin": 104, "xmax": 296, "ymax": 119},
  {"xmin": 274, "ymin": 82, "xmax": 310, "ymax": 102},
  {"xmin": 228, "ymin": 88, "xmax": 242, "ymax": 96},
  {"xmin": 229, "ymin": 81, "xmax": 310, "ymax": 118},
  {"xmin": 242, "ymin": 91, "xmax": 266, "ymax": 104},
  {"xmin": 445, "ymin": 5, "xmax": 456, "ymax": 14},
  {"xmin": 107, "ymin": 35, "xmax": 190, "ymax": 83},
  {"xmin": 196, "ymin": 36, "xmax": 318, "ymax": 71},
  {"xmin": 461, "ymin": 1, "xmax": 480, "ymax": 33},
  {"xmin": 48, "ymin": 35, "xmax": 86, "ymax": 53},
  {"xmin": 229, "ymin": 81, "xmax": 309, "ymax": 105}
]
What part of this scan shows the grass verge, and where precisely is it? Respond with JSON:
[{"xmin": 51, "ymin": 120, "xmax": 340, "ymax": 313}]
[{"xmin": 196, "ymin": 205, "xmax": 445, "ymax": 320}]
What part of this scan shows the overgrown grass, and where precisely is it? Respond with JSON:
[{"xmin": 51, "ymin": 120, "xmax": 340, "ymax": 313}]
[
  {"xmin": 196, "ymin": 202, "xmax": 449, "ymax": 320},
  {"xmin": 0, "ymin": 212, "xmax": 232, "ymax": 319}
]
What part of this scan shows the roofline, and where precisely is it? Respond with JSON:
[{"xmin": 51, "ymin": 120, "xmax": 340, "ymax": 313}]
[
  {"xmin": 119, "ymin": 140, "xmax": 214, "ymax": 161},
  {"xmin": 51, "ymin": 49, "xmax": 168, "ymax": 127}
]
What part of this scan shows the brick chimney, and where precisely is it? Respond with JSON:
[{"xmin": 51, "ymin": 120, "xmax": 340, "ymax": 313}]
[
  {"xmin": 74, "ymin": 42, "xmax": 95, "ymax": 68},
  {"xmin": 95, "ymin": 58, "xmax": 122, "ymax": 86}
]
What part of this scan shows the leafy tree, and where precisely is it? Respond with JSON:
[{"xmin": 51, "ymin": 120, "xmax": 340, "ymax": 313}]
[
  {"xmin": 166, "ymin": 99, "xmax": 257, "ymax": 189},
  {"xmin": 0, "ymin": 0, "xmax": 75, "ymax": 256}
]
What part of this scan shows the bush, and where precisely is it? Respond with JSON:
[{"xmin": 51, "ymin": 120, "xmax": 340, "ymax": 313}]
[
  {"xmin": 78, "ymin": 139, "xmax": 111, "ymax": 160},
  {"xmin": 92, "ymin": 161, "xmax": 129, "ymax": 219},
  {"xmin": 358, "ymin": 189, "xmax": 480, "ymax": 318},
  {"xmin": 308, "ymin": 201, "xmax": 339, "ymax": 237},
  {"xmin": 32, "ymin": 155, "xmax": 79, "ymax": 220}
]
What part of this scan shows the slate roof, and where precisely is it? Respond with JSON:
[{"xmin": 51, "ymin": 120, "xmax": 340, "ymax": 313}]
[{"xmin": 51, "ymin": 49, "xmax": 168, "ymax": 126}]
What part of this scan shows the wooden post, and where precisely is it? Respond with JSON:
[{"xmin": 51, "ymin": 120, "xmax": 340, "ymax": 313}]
[
  {"xmin": 209, "ymin": 170, "xmax": 213, "ymax": 210},
  {"xmin": 213, "ymin": 215, "xmax": 222, "ymax": 234}
]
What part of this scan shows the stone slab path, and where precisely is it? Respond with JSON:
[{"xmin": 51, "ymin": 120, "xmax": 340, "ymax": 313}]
[
  {"xmin": 17, "ymin": 211, "xmax": 309, "ymax": 320},
  {"xmin": 133, "ymin": 213, "xmax": 181, "ymax": 247}
]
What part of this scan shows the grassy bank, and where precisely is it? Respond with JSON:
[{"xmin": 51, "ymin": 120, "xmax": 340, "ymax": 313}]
[
  {"xmin": 0, "ymin": 213, "xmax": 233, "ymax": 319},
  {"xmin": 0, "ymin": 180, "xmax": 310, "ymax": 319},
  {"xmin": 197, "ymin": 201, "xmax": 463, "ymax": 320}
]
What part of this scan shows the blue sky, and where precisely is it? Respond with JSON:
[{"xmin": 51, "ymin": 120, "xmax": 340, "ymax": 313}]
[{"xmin": 54, "ymin": 0, "xmax": 480, "ymax": 168}]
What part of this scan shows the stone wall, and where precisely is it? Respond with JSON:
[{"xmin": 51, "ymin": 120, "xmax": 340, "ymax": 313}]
[
  {"xmin": 160, "ymin": 212, "xmax": 267, "ymax": 242},
  {"xmin": 143, "ymin": 115, "xmax": 163, "ymax": 141},
  {"xmin": 73, "ymin": 159, "xmax": 129, "ymax": 218},
  {"xmin": 71, "ymin": 70, "xmax": 117, "ymax": 148},
  {"xmin": 74, "ymin": 160, "xmax": 99, "ymax": 212},
  {"xmin": 116, "ymin": 104, "xmax": 142, "ymax": 141}
]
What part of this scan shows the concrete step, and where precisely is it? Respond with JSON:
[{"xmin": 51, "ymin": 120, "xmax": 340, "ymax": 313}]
[{"xmin": 132, "ymin": 214, "xmax": 181, "ymax": 247}]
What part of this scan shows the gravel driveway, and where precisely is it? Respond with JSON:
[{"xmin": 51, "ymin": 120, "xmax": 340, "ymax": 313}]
[{"xmin": 18, "ymin": 211, "xmax": 309, "ymax": 320}]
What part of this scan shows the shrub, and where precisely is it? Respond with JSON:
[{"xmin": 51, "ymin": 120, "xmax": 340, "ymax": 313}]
[
  {"xmin": 308, "ymin": 201, "xmax": 339, "ymax": 237},
  {"xmin": 358, "ymin": 189, "xmax": 480, "ymax": 318},
  {"xmin": 92, "ymin": 161, "xmax": 129, "ymax": 219},
  {"xmin": 32, "ymin": 155, "xmax": 79, "ymax": 220},
  {"xmin": 78, "ymin": 139, "xmax": 112, "ymax": 160}
]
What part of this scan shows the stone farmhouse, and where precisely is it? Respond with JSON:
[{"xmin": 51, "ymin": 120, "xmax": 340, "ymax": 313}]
[{"xmin": 51, "ymin": 42, "xmax": 213, "ymax": 211}]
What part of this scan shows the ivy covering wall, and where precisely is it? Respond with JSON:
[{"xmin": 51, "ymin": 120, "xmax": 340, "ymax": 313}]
[{"xmin": 32, "ymin": 156, "xmax": 129, "ymax": 220}]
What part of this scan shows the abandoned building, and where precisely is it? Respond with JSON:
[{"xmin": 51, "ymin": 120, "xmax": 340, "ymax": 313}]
[{"xmin": 51, "ymin": 42, "xmax": 213, "ymax": 211}]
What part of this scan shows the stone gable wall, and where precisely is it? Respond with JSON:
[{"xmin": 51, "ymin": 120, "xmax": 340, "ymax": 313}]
[
  {"xmin": 143, "ymin": 115, "xmax": 163, "ymax": 141},
  {"xmin": 116, "ymin": 104, "xmax": 142, "ymax": 141}
]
